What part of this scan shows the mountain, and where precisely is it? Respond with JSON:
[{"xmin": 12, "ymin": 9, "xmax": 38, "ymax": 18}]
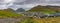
[
  {"xmin": 28, "ymin": 5, "xmax": 60, "ymax": 13},
  {"xmin": 16, "ymin": 8, "xmax": 25, "ymax": 12},
  {"xmin": 0, "ymin": 8, "xmax": 14, "ymax": 11},
  {"xmin": 0, "ymin": 8, "xmax": 15, "ymax": 12},
  {"xmin": 0, "ymin": 8, "xmax": 23, "ymax": 18}
]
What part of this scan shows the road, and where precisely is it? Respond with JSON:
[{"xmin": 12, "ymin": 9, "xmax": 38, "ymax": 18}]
[{"xmin": 0, "ymin": 18, "xmax": 21, "ymax": 23}]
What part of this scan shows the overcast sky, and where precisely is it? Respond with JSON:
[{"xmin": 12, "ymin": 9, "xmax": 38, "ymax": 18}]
[{"xmin": 0, "ymin": 0, "xmax": 60, "ymax": 10}]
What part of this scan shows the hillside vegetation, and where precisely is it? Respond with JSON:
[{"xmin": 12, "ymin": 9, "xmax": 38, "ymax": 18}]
[
  {"xmin": 28, "ymin": 5, "xmax": 60, "ymax": 14},
  {"xmin": 19, "ymin": 17, "xmax": 60, "ymax": 23},
  {"xmin": 0, "ymin": 8, "xmax": 24, "ymax": 18},
  {"xmin": 16, "ymin": 8, "xmax": 25, "ymax": 12}
]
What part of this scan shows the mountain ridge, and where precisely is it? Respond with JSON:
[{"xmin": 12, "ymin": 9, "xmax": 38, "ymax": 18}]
[{"xmin": 28, "ymin": 5, "xmax": 60, "ymax": 13}]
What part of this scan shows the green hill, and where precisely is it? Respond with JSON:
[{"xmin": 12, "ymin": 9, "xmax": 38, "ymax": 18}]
[
  {"xmin": 28, "ymin": 5, "xmax": 60, "ymax": 14},
  {"xmin": 16, "ymin": 8, "xmax": 25, "ymax": 12},
  {"xmin": 0, "ymin": 8, "xmax": 24, "ymax": 18}
]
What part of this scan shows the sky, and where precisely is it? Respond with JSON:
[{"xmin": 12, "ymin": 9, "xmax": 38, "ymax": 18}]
[{"xmin": 0, "ymin": 0, "xmax": 60, "ymax": 10}]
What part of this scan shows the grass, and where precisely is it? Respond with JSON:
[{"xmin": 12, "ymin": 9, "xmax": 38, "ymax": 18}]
[
  {"xmin": 19, "ymin": 17, "xmax": 37, "ymax": 23},
  {"xmin": 28, "ymin": 5, "xmax": 60, "ymax": 13},
  {"xmin": 0, "ymin": 10, "xmax": 24, "ymax": 18},
  {"xmin": 33, "ymin": 17, "xmax": 60, "ymax": 23},
  {"xmin": 19, "ymin": 5, "xmax": 60, "ymax": 23},
  {"xmin": 19, "ymin": 17, "xmax": 60, "ymax": 23}
]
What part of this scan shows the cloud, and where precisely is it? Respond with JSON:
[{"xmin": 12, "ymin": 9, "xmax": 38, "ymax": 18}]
[
  {"xmin": 8, "ymin": 4, "xmax": 38, "ymax": 10},
  {"xmin": 0, "ymin": 5, "xmax": 7, "ymax": 10},
  {"xmin": 0, "ymin": 0, "xmax": 60, "ymax": 10},
  {"xmin": 40, "ymin": 0, "xmax": 60, "ymax": 4},
  {"xmin": 0, "ymin": 0, "xmax": 37, "ymax": 10}
]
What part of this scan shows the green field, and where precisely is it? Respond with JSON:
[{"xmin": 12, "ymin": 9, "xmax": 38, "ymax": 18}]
[
  {"xmin": 0, "ymin": 10, "xmax": 24, "ymax": 18},
  {"xmin": 19, "ymin": 17, "xmax": 60, "ymax": 23}
]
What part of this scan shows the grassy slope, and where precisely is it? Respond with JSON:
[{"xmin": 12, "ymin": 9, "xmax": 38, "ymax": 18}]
[
  {"xmin": 19, "ymin": 17, "xmax": 37, "ymax": 23},
  {"xmin": 19, "ymin": 17, "xmax": 60, "ymax": 23},
  {"xmin": 23, "ymin": 6, "xmax": 60, "ymax": 23},
  {"xmin": 0, "ymin": 10, "xmax": 24, "ymax": 18},
  {"xmin": 33, "ymin": 17, "xmax": 60, "ymax": 23},
  {"xmin": 28, "ymin": 5, "xmax": 60, "ymax": 14}
]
